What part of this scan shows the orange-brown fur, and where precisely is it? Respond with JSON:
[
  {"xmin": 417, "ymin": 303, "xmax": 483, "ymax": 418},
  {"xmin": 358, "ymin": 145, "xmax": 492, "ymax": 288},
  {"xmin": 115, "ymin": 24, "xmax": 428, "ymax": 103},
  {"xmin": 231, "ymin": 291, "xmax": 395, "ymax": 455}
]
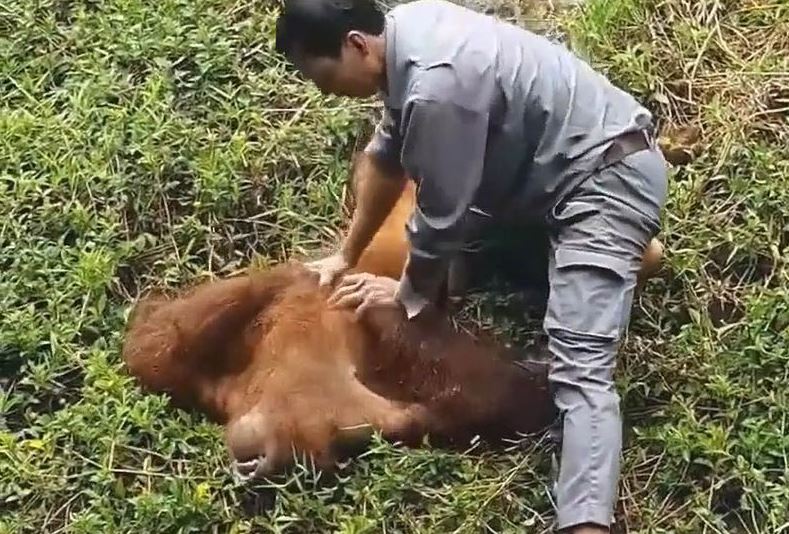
[
  {"xmin": 351, "ymin": 179, "xmax": 416, "ymax": 280},
  {"xmin": 122, "ymin": 262, "xmax": 555, "ymax": 476}
]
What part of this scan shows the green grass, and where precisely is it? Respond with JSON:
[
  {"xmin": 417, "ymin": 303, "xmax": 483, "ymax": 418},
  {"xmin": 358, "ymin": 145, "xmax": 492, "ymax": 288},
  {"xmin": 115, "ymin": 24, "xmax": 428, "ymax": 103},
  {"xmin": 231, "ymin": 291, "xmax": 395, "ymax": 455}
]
[{"xmin": 1, "ymin": 0, "xmax": 787, "ymax": 532}]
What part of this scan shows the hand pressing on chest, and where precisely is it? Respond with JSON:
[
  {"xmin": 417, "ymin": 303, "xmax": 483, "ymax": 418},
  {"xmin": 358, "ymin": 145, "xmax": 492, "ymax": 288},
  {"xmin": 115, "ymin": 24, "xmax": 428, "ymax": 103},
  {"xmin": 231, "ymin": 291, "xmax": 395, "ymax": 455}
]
[{"xmin": 328, "ymin": 273, "xmax": 402, "ymax": 319}]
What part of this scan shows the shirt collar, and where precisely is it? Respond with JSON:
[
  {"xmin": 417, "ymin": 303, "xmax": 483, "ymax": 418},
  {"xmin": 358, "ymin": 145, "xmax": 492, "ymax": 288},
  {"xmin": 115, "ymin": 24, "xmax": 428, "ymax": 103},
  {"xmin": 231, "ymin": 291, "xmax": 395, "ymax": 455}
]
[{"xmin": 380, "ymin": 13, "xmax": 403, "ymax": 109}]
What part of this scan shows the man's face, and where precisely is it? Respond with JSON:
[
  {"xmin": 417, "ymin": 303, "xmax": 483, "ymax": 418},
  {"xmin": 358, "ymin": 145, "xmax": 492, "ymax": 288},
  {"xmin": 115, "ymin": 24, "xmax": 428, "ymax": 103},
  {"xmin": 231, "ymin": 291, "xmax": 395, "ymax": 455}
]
[{"xmin": 293, "ymin": 32, "xmax": 381, "ymax": 98}]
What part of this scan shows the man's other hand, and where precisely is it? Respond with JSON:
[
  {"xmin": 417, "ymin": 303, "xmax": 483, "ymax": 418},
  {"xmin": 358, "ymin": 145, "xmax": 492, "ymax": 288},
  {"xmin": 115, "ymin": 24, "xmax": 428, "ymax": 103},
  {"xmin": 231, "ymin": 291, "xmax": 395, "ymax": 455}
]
[
  {"xmin": 328, "ymin": 273, "xmax": 401, "ymax": 319},
  {"xmin": 306, "ymin": 253, "xmax": 352, "ymax": 287}
]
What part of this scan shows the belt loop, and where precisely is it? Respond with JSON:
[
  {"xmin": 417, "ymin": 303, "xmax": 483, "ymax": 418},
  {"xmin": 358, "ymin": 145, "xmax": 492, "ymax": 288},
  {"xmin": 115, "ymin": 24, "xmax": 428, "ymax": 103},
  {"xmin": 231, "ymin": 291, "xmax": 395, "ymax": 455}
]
[{"xmin": 643, "ymin": 128, "xmax": 655, "ymax": 150}]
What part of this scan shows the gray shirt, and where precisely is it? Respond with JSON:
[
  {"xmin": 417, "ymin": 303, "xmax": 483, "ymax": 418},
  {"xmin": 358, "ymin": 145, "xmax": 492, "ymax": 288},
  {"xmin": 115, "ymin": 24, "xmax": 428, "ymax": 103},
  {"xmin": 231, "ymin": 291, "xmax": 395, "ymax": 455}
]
[{"xmin": 364, "ymin": 0, "xmax": 653, "ymax": 319}]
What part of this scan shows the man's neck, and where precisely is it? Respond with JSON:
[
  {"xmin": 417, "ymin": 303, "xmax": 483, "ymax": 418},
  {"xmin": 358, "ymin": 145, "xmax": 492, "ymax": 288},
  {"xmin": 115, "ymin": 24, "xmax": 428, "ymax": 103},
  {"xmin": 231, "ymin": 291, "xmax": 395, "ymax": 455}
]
[{"xmin": 369, "ymin": 31, "xmax": 388, "ymax": 96}]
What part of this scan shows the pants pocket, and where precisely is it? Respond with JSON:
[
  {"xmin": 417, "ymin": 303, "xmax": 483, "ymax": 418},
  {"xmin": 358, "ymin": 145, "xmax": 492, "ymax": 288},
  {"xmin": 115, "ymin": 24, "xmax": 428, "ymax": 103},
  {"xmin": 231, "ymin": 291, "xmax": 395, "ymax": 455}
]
[
  {"xmin": 544, "ymin": 248, "xmax": 634, "ymax": 341},
  {"xmin": 549, "ymin": 197, "xmax": 600, "ymax": 228}
]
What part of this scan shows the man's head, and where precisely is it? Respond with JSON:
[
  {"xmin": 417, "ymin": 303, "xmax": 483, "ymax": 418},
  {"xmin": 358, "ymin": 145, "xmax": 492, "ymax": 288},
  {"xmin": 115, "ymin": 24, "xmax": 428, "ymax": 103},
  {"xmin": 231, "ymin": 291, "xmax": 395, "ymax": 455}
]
[{"xmin": 275, "ymin": 0, "xmax": 387, "ymax": 98}]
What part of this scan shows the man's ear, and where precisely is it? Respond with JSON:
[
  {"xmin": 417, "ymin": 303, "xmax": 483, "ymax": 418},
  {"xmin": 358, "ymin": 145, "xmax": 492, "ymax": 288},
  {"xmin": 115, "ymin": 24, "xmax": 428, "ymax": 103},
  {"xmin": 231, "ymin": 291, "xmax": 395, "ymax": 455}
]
[{"xmin": 346, "ymin": 31, "xmax": 370, "ymax": 55}]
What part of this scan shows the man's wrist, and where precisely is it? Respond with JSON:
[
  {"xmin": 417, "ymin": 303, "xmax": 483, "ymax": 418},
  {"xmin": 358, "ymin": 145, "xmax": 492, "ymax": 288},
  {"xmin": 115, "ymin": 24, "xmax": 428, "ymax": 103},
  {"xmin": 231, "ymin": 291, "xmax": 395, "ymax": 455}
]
[
  {"xmin": 397, "ymin": 274, "xmax": 431, "ymax": 320},
  {"xmin": 340, "ymin": 240, "xmax": 361, "ymax": 267}
]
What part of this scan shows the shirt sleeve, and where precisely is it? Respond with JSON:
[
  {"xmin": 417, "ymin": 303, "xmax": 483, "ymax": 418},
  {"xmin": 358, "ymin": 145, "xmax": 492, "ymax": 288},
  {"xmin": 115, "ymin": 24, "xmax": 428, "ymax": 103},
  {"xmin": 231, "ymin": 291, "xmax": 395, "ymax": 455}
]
[
  {"xmin": 363, "ymin": 105, "xmax": 403, "ymax": 171},
  {"xmin": 396, "ymin": 97, "xmax": 490, "ymax": 319}
]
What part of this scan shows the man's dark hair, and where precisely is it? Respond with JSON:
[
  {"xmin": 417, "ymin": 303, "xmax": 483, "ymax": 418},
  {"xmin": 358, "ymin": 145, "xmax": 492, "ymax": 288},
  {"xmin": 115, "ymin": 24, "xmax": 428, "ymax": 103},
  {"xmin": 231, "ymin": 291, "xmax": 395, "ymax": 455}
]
[{"xmin": 275, "ymin": 0, "xmax": 386, "ymax": 60}]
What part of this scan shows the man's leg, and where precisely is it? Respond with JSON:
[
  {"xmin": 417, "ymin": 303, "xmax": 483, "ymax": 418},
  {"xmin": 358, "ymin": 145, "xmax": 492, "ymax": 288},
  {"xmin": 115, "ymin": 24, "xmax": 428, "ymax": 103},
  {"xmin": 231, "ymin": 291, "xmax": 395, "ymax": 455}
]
[{"xmin": 544, "ymin": 145, "xmax": 669, "ymax": 532}]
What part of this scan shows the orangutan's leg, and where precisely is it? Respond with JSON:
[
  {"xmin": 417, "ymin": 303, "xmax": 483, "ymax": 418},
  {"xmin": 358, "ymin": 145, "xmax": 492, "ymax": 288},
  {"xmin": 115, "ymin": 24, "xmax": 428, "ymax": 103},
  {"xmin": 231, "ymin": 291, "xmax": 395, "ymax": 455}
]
[
  {"xmin": 225, "ymin": 383, "xmax": 428, "ymax": 480},
  {"xmin": 334, "ymin": 377, "xmax": 429, "ymax": 448},
  {"xmin": 225, "ymin": 407, "xmax": 291, "ymax": 480},
  {"xmin": 637, "ymin": 237, "xmax": 664, "ymax": 284}
]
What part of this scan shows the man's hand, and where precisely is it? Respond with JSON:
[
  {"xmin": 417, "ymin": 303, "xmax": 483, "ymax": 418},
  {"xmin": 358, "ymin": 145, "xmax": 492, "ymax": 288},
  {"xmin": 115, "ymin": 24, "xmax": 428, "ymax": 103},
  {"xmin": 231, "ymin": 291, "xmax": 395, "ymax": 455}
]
[
  {"xmin": 305, "ymin": 152, "xmax": 406, "ymax": 289},
  {"xmin": 306, "ymin": 253, "xmax": 352, "ymax": 287},
  {"xmin": 328, "ymin": 273, "xmax": 402, "ymax": 319}
]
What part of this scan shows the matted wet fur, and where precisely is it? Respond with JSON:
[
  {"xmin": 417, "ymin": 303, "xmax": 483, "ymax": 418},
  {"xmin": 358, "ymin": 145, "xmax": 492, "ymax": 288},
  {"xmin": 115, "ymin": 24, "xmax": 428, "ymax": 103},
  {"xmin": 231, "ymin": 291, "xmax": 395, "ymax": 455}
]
[{"xmin": 122, "ymin": 260, "xmax": 556, "ymax": 477}]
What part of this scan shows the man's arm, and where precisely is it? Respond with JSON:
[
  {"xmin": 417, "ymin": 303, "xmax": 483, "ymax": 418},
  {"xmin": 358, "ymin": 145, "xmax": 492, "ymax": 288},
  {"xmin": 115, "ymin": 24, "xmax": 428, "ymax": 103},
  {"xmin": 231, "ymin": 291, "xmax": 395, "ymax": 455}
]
[
  {"xmin": 340, "ymin": 151, "xmax": 406, "ymax": 266},
  {"xmin": 342, "ymin": 105, "xmax": 407, "ymax": 264},
  {"xmin": 310, "ymin": 105, "xmax": 407, "ymax": 288},
  {"xmin": 397, "ymin": 96, "xmax": 490, "ymax": 319}
]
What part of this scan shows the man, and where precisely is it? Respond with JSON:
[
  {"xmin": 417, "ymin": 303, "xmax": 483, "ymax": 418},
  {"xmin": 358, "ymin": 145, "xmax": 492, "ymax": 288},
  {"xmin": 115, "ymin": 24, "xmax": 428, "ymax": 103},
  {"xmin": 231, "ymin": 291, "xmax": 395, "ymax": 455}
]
[{"xmin": 274, "ymin": 0, "xmax": 669, "ymax": 532}]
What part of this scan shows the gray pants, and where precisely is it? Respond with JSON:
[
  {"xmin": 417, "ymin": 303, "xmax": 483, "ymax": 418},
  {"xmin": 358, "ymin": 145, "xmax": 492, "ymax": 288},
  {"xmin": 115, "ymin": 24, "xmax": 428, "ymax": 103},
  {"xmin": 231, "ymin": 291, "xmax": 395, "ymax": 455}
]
[{"xmin": 543, "ymin": 146, "xmax": 669, "ymax": 530}]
